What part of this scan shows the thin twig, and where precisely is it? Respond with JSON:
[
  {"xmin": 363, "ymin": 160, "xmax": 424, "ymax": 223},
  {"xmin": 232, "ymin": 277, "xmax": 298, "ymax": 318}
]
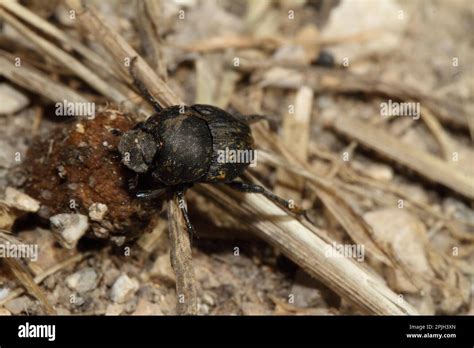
[
  {"xmin": 167, "ymin": 195, "xmax": 197, "ymax": 315},
  {"xmin": 66, "ymin": 0, "xmax": 182, "ymax": 108},
  {"xmin": 0, "ymin": 253, "xmax": 90, "ymax": 306},
  {"xmin": 331, "ymin": 116, "xmax": 474, "ymax": 199},
  {"xmin": 0, "ymin": 231, "xmax": 54, "ymax": 314},
  {"xmin": 136, "ymin": 0, "xmax": 168, "ymax": 81},
  {"xmin": 0, "ymin": 7, "xmax": 131, "ymax": 107},
  {"xmin": 252, "ymin": 66, "xmax": 469, "ymax": 130},
  {"xmin": 1, "ymin": 0, "xmax": 117, "ymax": 77},
  {"xmin": 420, "ymin": 106, "xmax": 455, "ymax": 161},
  {"xmin": 0, "ymin": 52, "xmax": 90, "ymax": 104},
  {"xmin": 196, "ymin": 185, "xmax": 417, "ymax": 315}
]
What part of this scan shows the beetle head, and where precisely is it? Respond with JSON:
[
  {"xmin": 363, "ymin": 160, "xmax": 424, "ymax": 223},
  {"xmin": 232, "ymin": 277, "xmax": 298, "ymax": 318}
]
[{"xmin": 118, "ymin": 129, "xmax": 161, "ymax": 173}]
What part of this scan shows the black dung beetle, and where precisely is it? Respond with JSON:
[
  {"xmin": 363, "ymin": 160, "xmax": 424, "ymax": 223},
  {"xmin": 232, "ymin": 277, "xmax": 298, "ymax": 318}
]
[{"xmin": 117, "ymin": 58, "xmax": 301, "ymax": 235}]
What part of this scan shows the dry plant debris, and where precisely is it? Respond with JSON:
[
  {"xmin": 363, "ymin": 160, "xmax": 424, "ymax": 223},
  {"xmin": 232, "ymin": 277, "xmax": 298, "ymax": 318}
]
[{"xmin": 0, "ymin": 0, "xmax": 472, "ymax": 316}]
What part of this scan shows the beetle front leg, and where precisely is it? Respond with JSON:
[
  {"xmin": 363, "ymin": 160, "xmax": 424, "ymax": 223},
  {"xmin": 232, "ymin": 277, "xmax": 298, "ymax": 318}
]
[
  {"xmin": 109, "ymin": 128, "xmax": 123, "ymax": 136},
  {"xmin": 135, "ymin": 187, "xmax": 166, "ymax": 199},
  {"xmin": 226, "ymin": 181, "xmax": 304, "ymax": 214}
]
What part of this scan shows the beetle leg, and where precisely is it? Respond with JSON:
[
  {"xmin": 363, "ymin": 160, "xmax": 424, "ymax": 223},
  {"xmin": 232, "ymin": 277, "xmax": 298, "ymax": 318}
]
[
  {"xmin": 230, "ymin": 110, "xmax": 272, "ymax": 124},
  {"xmin": 176, "ymin": 188, "xmax": 196, "ymax": 237},
  {"xmin": 241, "ymin": 114, "xmax": 271, "ymax": 124},
  {"xmin": 233, "ymin": 113, "xmax": 278, "ymax": 127},
  {"xmin": 109, "ymin": 128, "xmax": 123, "ymax": 136},
  {"xmin": 107, "ymin": 148, "xmax": 122, "ymax": 161},
  {"xmin": 132, "ymin": 121, "xmax": 147, "ymax": 131},
  {"xmin": 226, "ymin": 181, "xmax": 304, "ymax": 215},
  {"xmin": 127, "ymin": 174, "xmax": 139, "ymax": 190},
  {"xmin": 135, "ymin": 188, "xmax": 166, "ymax": 199},
  {"xmin": 129, "ymin": 57, "xmax": 163, "ymax": 113}
]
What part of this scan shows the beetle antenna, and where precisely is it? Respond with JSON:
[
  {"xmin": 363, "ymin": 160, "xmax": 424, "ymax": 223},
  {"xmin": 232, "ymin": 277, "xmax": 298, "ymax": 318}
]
[{"xmin": 129, "ymin": 57, "xmax": 163, "ymax": 113}]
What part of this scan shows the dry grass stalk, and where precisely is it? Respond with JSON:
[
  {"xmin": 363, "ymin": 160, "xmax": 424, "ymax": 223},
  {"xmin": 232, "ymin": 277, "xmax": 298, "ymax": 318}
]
[
  {"xmin": 0, "ymin": 52, "xmax": 90, "ymax": 104},
  {"xmin": 0, "ymin": 252, "xmax": 90, "ymax": 306},
  {"xmin": 136, "ymin": 216, "xmax": 168, "ymax": 254},
  {"xmin": 251, "ymin": 126, "xmax": 395, "ymax": 265},
  {"xmin": 260, "ymin": 147, "xmax": 474, "ymax": 248},
  {"xmin": 308, "ymin": 68, "xmax": 470, "ymax": 130},
  {"xmin": 136, "ymin": 0, "xmax": 168, "ymax": 81},
  {"xmin": 253, "ymin": 66, "xmax": 468, "ymax": 130},
  {"xmin": 196, "ymin": 185, "xmax": 417, "ymax": 315},
  {"xmin": 180, "ymin": 30, "xmax": 379, "ymax": 53},
  {"xmin": 332, "ymin": 116, "xmax": 474, "ymax": 199},
  {"xmin": 65, "ymin": 0, "xmax": 182, "ymax": 108},
  {"xmin": 275, "ymin": 86, "xmax": 313, "ymax": 200},
  {"xmin": 0, "ymin": 7, "xmax": 129, "ymax": 106},
  {"xmin": 420, "ymin": 106, "xmax": 456, "ymax": 161},
  {"xmin": 1, "ymin": 0, "xmax": 117, "ymax": 78},
  {"xmin": 167, "ymin": 196, "xmax": 197, "ymax": 315},
  {"xmin": 0, "ymin": 231, "xmax": 55, "ymax": 314}
]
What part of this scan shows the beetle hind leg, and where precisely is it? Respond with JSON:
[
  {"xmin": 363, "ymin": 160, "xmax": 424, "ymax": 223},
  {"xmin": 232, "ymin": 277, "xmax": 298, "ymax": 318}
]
[
  {"xmin": 241, "ymin": 114, "xmax": 271, "ymax": 124},
  {"xmin": 234, "ymin": 113, "xmax": 277, "ymax": 126},
  {"xmin": 226, "ymin": 181, "xmax": 304, "ymax": 215}
]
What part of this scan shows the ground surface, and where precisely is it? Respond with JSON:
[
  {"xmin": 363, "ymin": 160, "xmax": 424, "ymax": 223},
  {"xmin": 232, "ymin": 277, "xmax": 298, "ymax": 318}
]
[{"xmin": 0, "ymin": 0, "xmax": 472, "ymax": 315}]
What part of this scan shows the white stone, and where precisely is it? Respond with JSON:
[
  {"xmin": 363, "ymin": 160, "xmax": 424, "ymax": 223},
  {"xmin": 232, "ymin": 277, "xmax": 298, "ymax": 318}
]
[
  {"xmin": 322, "ymin": 0, "xmax": 406, "ymax": 63},
  {"xmin": 88, "ymin": 203, "xmax": 108, "ymax": 222},
  {"xmin": 50, "ymin": 213, "xmax": 89, "ymax": 249},
  {"xmin": 0, "ymin": 84, "xmax": 29, "ymax": 115},
  {"xmin": 66, "ymin": 267, "xmax": 99, "ymax": 293},
  {"xmin": 110, "ymin": 274, "xmax": 139, "ymax": 304},
  {"xmin": 4, "ymin": 187, "xmax": 40, "ymax": 212}
]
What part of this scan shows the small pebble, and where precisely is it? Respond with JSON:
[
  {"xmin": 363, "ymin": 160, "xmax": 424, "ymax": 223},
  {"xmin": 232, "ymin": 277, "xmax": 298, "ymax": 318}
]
[
  {"xmin": 75, "ymin": 123, "xmax": 85, "ymax": 134},
  {"xmin": 40, "ymin": 189, "xmax": 53, "ymax": 200},
  {"xmin": 67, "ymin": 183, "xmax": 78, "ymax": 190},
  {"xmin": 132, "ymin": 299, "xmax": 162, "ymax": 315},
  {"xmin": 110, "ymin": 274, "xmax": 139, "ymax": 304},
  {"xmin": 56, "ymin": 165, "xmax": 67, "ymax": 179},
  {"xmin": 352, "ymin": 161, "xmax": 393, "ymax": 182},
  {"xmin": 4, "ymin": 296, "xmax": 32, "ymax": 315},
  {"xmin": 66, "ymin": 267, "xmax": 99, "ymax": 293},
  {"xmin": 201, "ymin": 292, "xmax": 215, "ymax": 306},
  {"xmin": 105, "ymin": 303, "xmax": 124, "ymax": 316},
  {"xmin": 50, "ymin": 213, "xmax": 89, "ymax": 249},
  {"xmin": 0, "ymin": 84, "xmax": 29, "ymax": 115},
  {"xmin": 149, "ymin": 254, "xmax": 176, "ymax": 284},
  {"xmin": 88, "ymin": 203, "xmax": 108, "ymax": 222},
  {"xmin": 56, "ymin": 307, "xmax": 71, "ymax": 315},
  {"xmin": 4, "ymin": 187, "xmax": 40, "ymax": 212},
  {"xmin": 0, "ymin": 308, "xmax": 12, "ymax": 315},
  {"xmin": 0, "ymin": 288, "xmax": 10, "ymax": 301}
]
